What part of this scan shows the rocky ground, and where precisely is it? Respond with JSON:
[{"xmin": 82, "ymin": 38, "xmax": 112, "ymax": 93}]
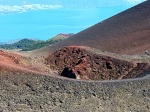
[
  {"xmin": 0, "ymin": 46, "xmax": 150, "ymax": 112},
  {"xmin": 0, "ymin": 71, "xmax": 150, "ymax": 112}
]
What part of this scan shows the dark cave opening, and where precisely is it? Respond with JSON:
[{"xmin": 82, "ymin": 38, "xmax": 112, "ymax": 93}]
[
  {"xmin": 106, "ymin": 62, "xmax": 112, "ymax": 69},
  {"xmin": 61, "ymin": 67, "xmax": 77, "ymax": 79}
]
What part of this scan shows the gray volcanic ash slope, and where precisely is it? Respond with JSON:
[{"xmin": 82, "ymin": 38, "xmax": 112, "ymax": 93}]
[
  {"xmin": 0, "ymin": 71, "xmax": 150, "ymax": 112},
  {"xmin": 33, "ymin": 0, "xmax": 150, "ymax": 56}
]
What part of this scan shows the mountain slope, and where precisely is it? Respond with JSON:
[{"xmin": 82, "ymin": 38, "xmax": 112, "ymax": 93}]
[{"xmin": 34, "ymin": 0, "xmax": 150, "ymax": 55}]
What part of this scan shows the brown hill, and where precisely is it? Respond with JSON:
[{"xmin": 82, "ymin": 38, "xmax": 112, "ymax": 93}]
[
  {"xmin": 32, "ymin": 0, "xmax": 150, "ymax": 56},
  {"xmin": 47, "ymin": 33, "xmax": 73, "ymax": 42}
]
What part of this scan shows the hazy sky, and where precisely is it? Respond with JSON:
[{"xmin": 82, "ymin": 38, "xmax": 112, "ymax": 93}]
[
  {"xmin": 0, "ymin": 0, "xmax": 146, "ymax": 42},
  {"xmin": 0, "ymin": 0, "xmax": 146, "ymax": 13}
]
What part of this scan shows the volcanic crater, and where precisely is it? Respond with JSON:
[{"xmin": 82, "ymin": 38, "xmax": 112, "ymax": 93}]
[{"xmin": 45, "ymin": 46, "xmax": 150, "ymax": 80}]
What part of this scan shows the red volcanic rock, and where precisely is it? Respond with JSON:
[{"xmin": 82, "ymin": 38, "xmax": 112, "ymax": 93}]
[
  {"xmin": 0, "ymin": 50, "xmax": 52, "ymax": 76},
  {"xmin": 45, "ymin": 46, "xmax": 150, "ymax": 80},
  {"xmin": 0, "ymin": 50, "xmax": 25, "ymax": 64}
]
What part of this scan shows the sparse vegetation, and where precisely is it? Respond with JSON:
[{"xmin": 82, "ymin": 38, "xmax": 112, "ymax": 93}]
[
  {"xmin": 0, "ymin": 39, "xmax": 41, "ymax": 50},
  {"xmin": 0, "ymin": 34, "xmax": 73, "ymax": 51}
]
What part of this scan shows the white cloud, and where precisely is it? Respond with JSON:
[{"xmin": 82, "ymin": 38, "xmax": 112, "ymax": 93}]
[
  {"xmin": 0, "ymin": 4, "xmax": 63, "ymax": 14},
  {"xmin": 123, "ymin": 0, "xmax": 146, "ymax": 4}
]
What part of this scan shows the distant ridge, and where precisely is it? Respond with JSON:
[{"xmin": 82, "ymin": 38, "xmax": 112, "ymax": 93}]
[
  {"xmin": 0, "ymin": 38, "xmax": 41, "ymax": 50},
  {"xmin": 0, "ymin": 42, "xmax": 5, "ymax": 45},
  {"xmin": 35, "ymin": 0, "xmax": 150, "ymax": 55},
  {"xmin": 0, "ymin": 33, "xmax": 73, "ymax": 51}
]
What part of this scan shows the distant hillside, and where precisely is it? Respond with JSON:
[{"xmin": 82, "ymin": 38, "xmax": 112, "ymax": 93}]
[
  {"xmin": 22, "ymin": 33, "xmax": 73, "ymax": 51},
  {"xmin": 0, "ymin": 42, "xmax": 5, "ymax": 45},
  {"xmin": 0, "ymin": 39, "xmax": 41, "ymax": 50},
  {"xmin": 0, "ymin": 34, "xmax": 73, "ymax": 51}
]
